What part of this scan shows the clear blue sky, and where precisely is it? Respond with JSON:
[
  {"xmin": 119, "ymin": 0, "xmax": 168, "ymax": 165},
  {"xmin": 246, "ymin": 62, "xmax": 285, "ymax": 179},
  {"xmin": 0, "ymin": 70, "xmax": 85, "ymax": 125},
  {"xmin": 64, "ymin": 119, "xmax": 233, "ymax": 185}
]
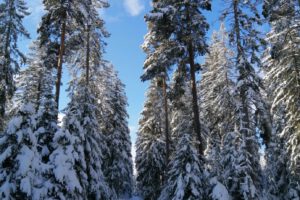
[{"xmin": 18, "ymin": 0, "xmax": 222, "ymax": 157}]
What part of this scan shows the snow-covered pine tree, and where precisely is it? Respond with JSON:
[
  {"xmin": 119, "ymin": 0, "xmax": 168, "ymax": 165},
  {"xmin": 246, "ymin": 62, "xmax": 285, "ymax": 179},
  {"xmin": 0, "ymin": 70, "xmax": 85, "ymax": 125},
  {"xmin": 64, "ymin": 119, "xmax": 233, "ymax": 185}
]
[
  {"xmin": 159, "ymin": 133, "xmax": 204, "ymax": 200},
  {"xmin": 0, "ymin": 102, "xmax": 42, "ymax": 200},
  {"xmin": 201, "ymin": 23, "xmax": 235, "ymax": 179},
  {"xmin": 221, "ymin": 0, "xmax": 272, "ymax": 144},
  {"xmin": 171, "ymin": 0, "xmax": 211, "ymax": 155},
  {"xmin": 219, "ymin": 0, "xmax": 270, "ymax": 198},
  {"xmin": 141, "ymin": 0, "xmax": 180, "ymax": 167},
  {"xmin": 263, "ymin": 0, "xmax": 300, "ymax": 198},
  {"xmin": 146, "ymin": 0, "xmax": 211, "ymax": 155},
  {"xmin": 0, "ymin": 38, "xmax": 81, "ymax": 199},
  {"xmin": 30, "ymin": 41, "xmax": 82, "ymax": 200},
  {"xmin": 38, "ymin": 0, "xmax": 109, "ymax": 110},
  {"xmin": 0, "ymin": 0, "xmax": 30, "ymax": 130},
  {"xmin": 135, "ymin": 79, "xmax": 166, "ymax": 200},
  {"xmin": 98, "ymin": 66, "xmax": 133, "ymax": 198},
  {"xmin": 61, "ymin": 80, "xmax": 115, "ymax": 199},
  {"xmin": 0, "ymin": 41, "xmax": 50, "ymax": 198},
  {"xmin": 159, "ymin": 63, "xmax": 206, "ymax": 200},
  {"xmin": 60, "ymin": 3, "xmax": 115, "ymax": 197}
]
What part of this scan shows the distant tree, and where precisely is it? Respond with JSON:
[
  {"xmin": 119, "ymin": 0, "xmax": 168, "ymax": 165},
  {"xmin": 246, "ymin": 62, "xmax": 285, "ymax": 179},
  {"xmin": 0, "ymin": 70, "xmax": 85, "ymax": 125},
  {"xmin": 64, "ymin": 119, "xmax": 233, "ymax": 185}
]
[
  {"xmin": 0, "ymin": 0, "xmax": 30, "ymax": 130},
  {"xmin": 135, "ymin": 79, "xmax": 166, "ymax": 200}
]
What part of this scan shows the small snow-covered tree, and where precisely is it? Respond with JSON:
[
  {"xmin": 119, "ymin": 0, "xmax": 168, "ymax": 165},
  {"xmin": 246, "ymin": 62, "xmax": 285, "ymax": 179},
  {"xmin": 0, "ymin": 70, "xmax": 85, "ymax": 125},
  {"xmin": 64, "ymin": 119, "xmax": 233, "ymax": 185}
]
[
  {"xmin": 135, "ymin": 79, "xmax": 166, "ymax": 200},
  {"xmin": 159, "ymin": 133, "xmax": 204, "ymax": 200},
  {"xmin": 0, "ymin": 0, "xmax": 30, "ymax": 130},
  {"xmin": 0, "ymin": 102, "xmax": 41, "ymax": 200}
]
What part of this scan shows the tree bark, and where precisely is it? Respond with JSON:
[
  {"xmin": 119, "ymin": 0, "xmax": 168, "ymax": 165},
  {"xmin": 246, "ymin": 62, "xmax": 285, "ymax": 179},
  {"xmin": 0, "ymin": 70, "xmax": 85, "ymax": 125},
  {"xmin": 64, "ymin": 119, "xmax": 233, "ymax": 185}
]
[
  {"xmin": 162, "ymin": 74, "xmax": 170, "ymax": 169},
  {"xmin": 233, "ymin": 0, "xmax": 251, "ymax": 132},
  {"xmin": 188, "ymin": 42, "xmax": 204, "ymax": 155},
  {"xmin": 55, "ymin": 11, "xmax": 67, "ymax": 112},
  {"xmin": 0, "ymin": 1, "xmax": 13, "ymax": 131}
]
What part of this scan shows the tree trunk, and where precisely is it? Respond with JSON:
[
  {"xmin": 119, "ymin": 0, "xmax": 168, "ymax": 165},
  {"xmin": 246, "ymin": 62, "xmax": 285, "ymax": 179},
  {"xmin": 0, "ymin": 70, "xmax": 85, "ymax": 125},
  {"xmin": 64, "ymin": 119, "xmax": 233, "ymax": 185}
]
[
  {"xmin": 55, "ymin": 11, "xmax": 67, "ymax": 113},
  {"xmin": 162, "ymin": 74, "xmax": 170, "ymax": 171},
  {"xmin": 188, "ymin": 42, "xmax": 204, "ymax": 155},
  {"xmin": 85, "ymin": 25, "xmax": 91, "ymax": 86},
  {"xmin": 233, "ymin": 0, "xmax": 251, "ymax": 132},
  {"xmin": 0, "ymin": 2, "xmax": 13, "ymax": 131}
]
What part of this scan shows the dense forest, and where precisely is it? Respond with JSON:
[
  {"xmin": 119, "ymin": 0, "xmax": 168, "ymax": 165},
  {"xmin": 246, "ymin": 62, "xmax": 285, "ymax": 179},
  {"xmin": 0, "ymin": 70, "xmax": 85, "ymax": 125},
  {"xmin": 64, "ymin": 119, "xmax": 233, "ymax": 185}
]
[{"xmin": 0, "ymin": 0, "xmax": 299, "ymax": 200}]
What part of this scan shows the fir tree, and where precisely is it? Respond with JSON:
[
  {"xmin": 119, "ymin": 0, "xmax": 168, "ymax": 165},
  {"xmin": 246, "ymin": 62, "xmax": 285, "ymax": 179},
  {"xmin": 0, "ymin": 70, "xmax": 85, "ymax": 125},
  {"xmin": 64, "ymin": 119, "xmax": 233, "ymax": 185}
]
[
  {"xmin": 141, "ymin": 0, "xmax": 178, "ymax": 166},
  {"xmin": 0, "ymin": 0, "xmax": 30, "ymax": 130},
  {"xmin": 144, "ymin": 0, "xmax": 211, "ymax": 155},
  {"xmin": 263, "ymin": 0, "xmax": 300, "ymax": 197},
  {"xmin": 0, "ymin": 103, "xmax": 41, "ymax": 200},
  {"xmin": 220, "ymin": 0, "xmax": 270, "ymax": 198},
  {"xmin": 62, "ymin": 81, "xmax": 115, "ymax": 199},
  {"xmin": 135, "ymin": 80, "xmax": 166, "ymax": 200},
  {"xmin": 159, "ymin": 134, "xmax": 204, "ymax": 200},
  {"xmin": 101, "ymin": 69, "xmax": 134, "ymax": 198},
  {"xmin": 159, "ymin": 65, "xmax": 206, "ymax": 200},
  {"xmin": 61, "ymin": 4, "xmax": 115, "ymax": 196},
  {"xmin": 201, "ymin": 24, "xmax": 236, "ymax": 180}
]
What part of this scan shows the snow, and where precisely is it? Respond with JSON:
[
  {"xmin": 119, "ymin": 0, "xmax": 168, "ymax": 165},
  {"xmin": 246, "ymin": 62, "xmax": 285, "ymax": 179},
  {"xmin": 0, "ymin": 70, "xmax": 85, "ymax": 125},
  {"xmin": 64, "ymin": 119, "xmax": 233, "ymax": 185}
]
[{"xmin": 211, "ymin": 180, "xmax": 230, "ymax": 200}]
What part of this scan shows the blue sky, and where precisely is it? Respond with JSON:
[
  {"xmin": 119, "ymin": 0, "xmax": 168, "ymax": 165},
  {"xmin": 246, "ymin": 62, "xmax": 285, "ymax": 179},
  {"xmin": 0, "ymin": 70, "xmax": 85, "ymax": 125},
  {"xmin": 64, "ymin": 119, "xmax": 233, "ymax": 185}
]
[{"xmin": 18, "ymin": 0, "xmax": 223, "ymax": 159}]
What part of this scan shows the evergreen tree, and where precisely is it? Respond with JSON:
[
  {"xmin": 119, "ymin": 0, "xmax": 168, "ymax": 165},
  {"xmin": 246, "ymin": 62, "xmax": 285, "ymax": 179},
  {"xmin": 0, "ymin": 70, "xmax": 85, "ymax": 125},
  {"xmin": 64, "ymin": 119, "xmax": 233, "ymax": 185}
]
[
  {"xmin": 135, "ymin": 80, "xmax": 166, "ymax": 200},
  {"xmin": 144, "ymin": 0, "xmax": 211, "ymax": 155},
  {"xmin": 263, "ymin": 0, "xmax": 300, "ymax": 197},
  {"xmin": 0, "ymin": 44, "xmax": 47, "ymax": 198},
  {"xmin": 0, "ymin": 0, "xmax": 30, "ymax": 130},
  {"xmin": 141, "ymin": 0, "xmax": 178, "ymax": 166},
  {"xmin": 38, "ymin": 0, "xmax": 109, "ymax": 110},
  {"xmin": 201, "ymin": 24, "xmax": 236, "ymax": 179},
  {"xmin": 171, "ymin": 0, "xmax": 211, "ymax": 155},
  {"xmin": 62, "ymin": 80, "xmax": 115, "ymax": 199},
  {"xmin": 0, "ymin": 103, "xmax": 42, "ymax": 200},
  {"xmin": 159, "ymin": 65, "xmax": 206, "ymax": 200},
  {"xmin": 100, "ymin": 68, "xmax": 133, "ymax": 198},
  {"xmin": 159, "ymin": 133, "xmax": 204, "ymax": 200},
  {"xmin": 220, "ymin": 0, "xmax": 271, "ymax": 198},
  {"xmin": 221, "ymin": 0, "xmax": 272, "ymax": 145},
  {"xmin": 60, "ymin": 4, "xmax": 115, "ymax": 196}
]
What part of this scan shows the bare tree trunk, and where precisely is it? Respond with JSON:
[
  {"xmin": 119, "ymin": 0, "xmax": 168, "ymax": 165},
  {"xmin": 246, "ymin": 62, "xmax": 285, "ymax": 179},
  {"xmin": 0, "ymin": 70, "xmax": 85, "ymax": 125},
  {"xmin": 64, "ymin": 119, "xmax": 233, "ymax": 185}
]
[{"xmin": 55, "ymin": 11, "xmax": 67, "ymax": 113}]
